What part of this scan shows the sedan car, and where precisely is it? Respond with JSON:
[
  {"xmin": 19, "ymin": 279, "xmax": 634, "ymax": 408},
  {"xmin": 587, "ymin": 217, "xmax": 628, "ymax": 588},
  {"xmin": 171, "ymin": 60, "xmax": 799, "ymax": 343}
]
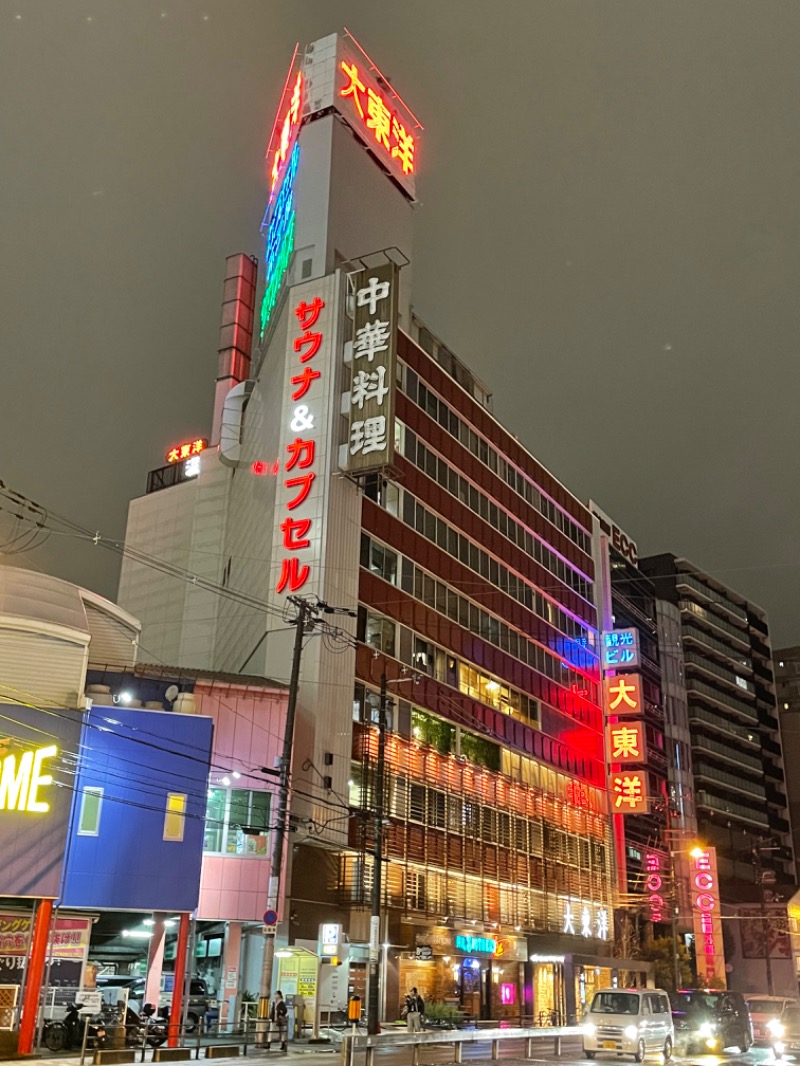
[{"xmin": 769, "ymin": 1005, "xmax": 800, "ymax": 1059}]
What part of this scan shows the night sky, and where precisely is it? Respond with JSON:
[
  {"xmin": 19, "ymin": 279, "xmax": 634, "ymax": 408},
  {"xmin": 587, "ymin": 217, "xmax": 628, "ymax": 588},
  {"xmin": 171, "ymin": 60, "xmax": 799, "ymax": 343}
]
[{"xmin": 2, "ymin": 1, "xmax": 799, "ymax": 643}]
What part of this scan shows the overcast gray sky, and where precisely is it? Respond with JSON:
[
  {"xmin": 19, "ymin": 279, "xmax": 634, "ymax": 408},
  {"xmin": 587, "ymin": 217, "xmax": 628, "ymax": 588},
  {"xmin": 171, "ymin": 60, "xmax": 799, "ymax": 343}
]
[{"xmin": 1, "ymin": 0, "xmax": 799, "ymax": 643}]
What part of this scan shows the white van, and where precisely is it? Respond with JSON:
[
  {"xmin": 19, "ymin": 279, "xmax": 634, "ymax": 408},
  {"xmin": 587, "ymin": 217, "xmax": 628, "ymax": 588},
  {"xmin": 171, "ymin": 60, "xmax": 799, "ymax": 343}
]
[{"xmin": 582, "ymin": 989, "xmax": 674, "ymax": 1062}]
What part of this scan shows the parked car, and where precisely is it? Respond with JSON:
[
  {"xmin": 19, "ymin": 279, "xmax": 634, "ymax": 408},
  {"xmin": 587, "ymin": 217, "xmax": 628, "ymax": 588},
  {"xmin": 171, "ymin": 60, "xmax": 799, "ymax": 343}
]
[
  {"xmin": 582, "ymin": 988, "xmax": 674, "ymax": 1062},
  {"xmin": 670, "ymin": 990, "xmax": 752, "ymax": 1054},
  {"xmin": 747, "ymin": 996, "xmax": 799, "ymax": 1044},
  {"xmin": 768, "ymin": 1003, "xmax": 800, "ymax": 1059}
]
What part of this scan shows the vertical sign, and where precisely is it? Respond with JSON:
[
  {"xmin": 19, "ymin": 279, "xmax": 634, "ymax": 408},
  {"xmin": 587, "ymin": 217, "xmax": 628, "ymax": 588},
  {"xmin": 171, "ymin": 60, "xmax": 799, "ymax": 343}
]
[
  {"xmin": 644, "ymin": 853, "xmax": 666, "ymax": 923},
  {"xmin": 691, "ymin": 847, "xmax": 726, "ymax": 987},
  {"xmin": 274, "ymin": 283, "xmax": 332, "ymax": 596},
  {"xmin": 344, "ymin": 262, "xmax": 399, "ymax": 476}
]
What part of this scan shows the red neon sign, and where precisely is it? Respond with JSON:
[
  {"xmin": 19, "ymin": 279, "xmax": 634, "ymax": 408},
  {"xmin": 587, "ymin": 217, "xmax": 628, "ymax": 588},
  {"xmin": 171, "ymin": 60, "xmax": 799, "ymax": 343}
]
[
  {"xmin": 644, "ymin": 852, "xmax": 665, "ymax": 922},
  {"xmin": 267, "ymin": 69, "xmax": 303, "ymax": 201},
  {"xmin": 339, "ymin": 60, "xmax": 416, "ymax": 178},
  {"xmin": 691, "ymin": 847, "xmax": 726, "ymax": 985},
  {"xmin": 166, "ymin": 438, "xmax": 207, "ymax": 464},
  {"xmin": 275, "ymin": 296, "xmax": 325, "ymax": 595}
]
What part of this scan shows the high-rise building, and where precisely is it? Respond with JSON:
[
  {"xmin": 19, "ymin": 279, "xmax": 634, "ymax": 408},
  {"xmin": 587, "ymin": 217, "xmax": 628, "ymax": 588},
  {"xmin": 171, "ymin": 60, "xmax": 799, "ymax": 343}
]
[
  {"xmin": 641, "ymin": 554, "xmax": 797, "ymax": 993},
  {"xmin": 119, "ymin": 31, "xmax": 655, "ymax": 1023},
  {"xmin": 775, "ymin": 647, "xmax": 800, "ymax": 877}
]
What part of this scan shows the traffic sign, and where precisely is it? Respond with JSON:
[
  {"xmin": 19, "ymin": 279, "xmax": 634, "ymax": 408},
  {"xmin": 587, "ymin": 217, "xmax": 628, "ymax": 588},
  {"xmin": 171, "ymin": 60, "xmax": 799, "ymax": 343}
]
[{"xmin": 263, "ymin": 909, "xmax": 278, "ymax": 926}]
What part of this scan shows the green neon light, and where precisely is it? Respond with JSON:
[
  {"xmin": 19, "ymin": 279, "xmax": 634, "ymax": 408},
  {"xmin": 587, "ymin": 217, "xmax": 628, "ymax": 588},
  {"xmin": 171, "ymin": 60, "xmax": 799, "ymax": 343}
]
[{"xmin": 260, "ymin": 212, "xmax": 295, "ymax": 337}]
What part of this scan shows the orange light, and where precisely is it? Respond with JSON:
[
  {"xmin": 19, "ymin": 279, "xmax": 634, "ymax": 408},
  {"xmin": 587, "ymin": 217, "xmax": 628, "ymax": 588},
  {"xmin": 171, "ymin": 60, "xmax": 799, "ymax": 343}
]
[
  {"xmin": 605, "ymin": 720, "xmax": 645, "ymax": 764},
  {"xmin": 609, "ymin": 771, "xmax": 648, "ymax": 813},
  {"xmin": 603, "ymin": 673, "xmax": 643, "ymax": 715},
  {"xmin": 339, "ymin": 60, "xmax": 416, "ymax": 176},
  {"xmin": 166, "ymin": 438, "xmax": 207, "ymax": 464}
]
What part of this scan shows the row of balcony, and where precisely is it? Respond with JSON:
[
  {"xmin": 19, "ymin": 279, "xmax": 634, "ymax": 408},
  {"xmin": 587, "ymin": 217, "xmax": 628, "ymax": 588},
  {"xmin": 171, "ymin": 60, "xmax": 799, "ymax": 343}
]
[{"xmin": 676, "ymin": 572, "xmax": 748, "ymax": 624}]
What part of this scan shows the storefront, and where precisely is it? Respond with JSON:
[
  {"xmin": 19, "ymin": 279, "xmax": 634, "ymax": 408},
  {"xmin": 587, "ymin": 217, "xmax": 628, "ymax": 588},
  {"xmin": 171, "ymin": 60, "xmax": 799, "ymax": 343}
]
[
  {"xmin": 528, "ymin": 952, "xmax": 654, "ymax": 1025},
  {"xmin": 400, "ymin": 927, "xmax": 529, "ymax": 1022}
]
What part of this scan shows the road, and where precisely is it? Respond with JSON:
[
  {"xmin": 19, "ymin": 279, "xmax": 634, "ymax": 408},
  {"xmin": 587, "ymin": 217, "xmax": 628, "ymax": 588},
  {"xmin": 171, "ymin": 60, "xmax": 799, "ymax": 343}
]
[{"xmin": 25, "ymin": 1037, "xmax": 788, "ymax": 1066}]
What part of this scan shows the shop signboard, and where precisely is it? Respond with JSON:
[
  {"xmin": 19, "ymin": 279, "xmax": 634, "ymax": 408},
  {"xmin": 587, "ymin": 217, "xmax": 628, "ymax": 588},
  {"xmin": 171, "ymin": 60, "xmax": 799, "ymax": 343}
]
[
  {"xmin": 603, "ymin": 674, "xmax": 643, "ymax": 717},
  {"xmin": 609, "ymin": 770, "xmax": 649, "ymax": 814},
  {"xmin": 273, "ymin": 277, "xmax": 338, "ymax": 597},
  {"xmin": 601, "ymin": 628, "xmax": 640, "ymax": 670},
  {"xmin": 343, "ymin": 261, "xmax": 399, "ymax": 477},
  {"xmin": 415, "ymin": 945, "xmax": 432, "ymax": 961},
  {"xmin": 0, "ymin": 704, "xmax": 82, "ymax": 898},
  {"xmin": 0, "ymin": 912, "xmax": 92, "ymax": 986},
  {"xmin": 605, "ymin": 719, "xmax": 647, "ymax": 766},
  {"xmin": 691, "ymin": 846, "xmax": 726, "ymax": 986}
]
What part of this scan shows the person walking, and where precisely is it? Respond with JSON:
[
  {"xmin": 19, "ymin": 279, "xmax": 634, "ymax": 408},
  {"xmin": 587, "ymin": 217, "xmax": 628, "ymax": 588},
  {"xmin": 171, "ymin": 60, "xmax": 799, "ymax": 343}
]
[
  {"xmin": 404, "ymin": 988, "xmax": 424, "ymax": 1032},
  {"xmin": 267, "ymin": 990, "xmax": 288, "ymax": 1052}
]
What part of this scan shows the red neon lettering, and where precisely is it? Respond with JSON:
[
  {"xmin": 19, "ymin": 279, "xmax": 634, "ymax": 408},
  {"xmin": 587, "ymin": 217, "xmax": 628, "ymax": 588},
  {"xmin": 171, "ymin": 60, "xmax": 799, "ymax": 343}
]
[
  {"xmin": 695, "ymin": 872, "xmax": 714, "ymax": 890},
  {"xmin": 694, "ymin": 851, "xmax": 712, "ymax": 871},
  {"xmin": 284, "ymin": 472, "xmax": 315, "ymax": 510},
  {"xmin": 276, "ymin": 556, "xmax": 309, "ymax": 593},
  {"xmin": 286, "ymin": 437, "xmax": 315, "ymax": 470},
  {"xmin": 695, "ymin": 893, "xmax": 716, "ymax": 911},
  {"xmin": 291, "ymin": 366, "xmax": 321, "ymax": 401},
  {"xmin": 645, "ymin": 874, "xmax": 663, "ymax": 892},
  {"xmin": 281, "ymin": 517, "xmax": 312, "ymax": 551},
  {"xmin": 294, "ymin": 297, "xmax": 325, "ymax": 330},
  {"xmin": 294, "ymin": 330, "xmax": 323, "ymax": 363}
]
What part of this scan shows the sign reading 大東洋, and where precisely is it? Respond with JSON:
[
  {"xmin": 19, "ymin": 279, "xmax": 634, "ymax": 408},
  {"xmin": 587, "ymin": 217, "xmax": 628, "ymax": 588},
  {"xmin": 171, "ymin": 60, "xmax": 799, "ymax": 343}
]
[{"xmin": 343, "ymin": 262, "xmax": 399, "ymax": 477}]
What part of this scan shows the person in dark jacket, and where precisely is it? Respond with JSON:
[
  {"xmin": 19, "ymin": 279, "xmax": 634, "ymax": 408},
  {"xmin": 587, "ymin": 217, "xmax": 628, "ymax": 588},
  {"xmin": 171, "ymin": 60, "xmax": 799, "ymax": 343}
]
[
  {"xmin": 404, "ymin": 988, "xmax": 424, "ymax": 1032},
  {"xmin": 268, "ymin": 991, "xmax": 288, "ymax": 1052}
]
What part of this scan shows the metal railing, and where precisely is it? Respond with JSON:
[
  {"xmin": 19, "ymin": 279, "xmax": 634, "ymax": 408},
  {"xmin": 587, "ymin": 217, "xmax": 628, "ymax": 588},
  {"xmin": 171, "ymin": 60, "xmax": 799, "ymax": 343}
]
[{"xmin": 342, "ymin": 1024, "xmax": 582, "ymax": 1066}]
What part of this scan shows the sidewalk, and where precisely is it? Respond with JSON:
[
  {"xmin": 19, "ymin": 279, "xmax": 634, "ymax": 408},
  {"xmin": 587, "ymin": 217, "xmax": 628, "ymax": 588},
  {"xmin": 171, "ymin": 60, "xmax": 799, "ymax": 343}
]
[{"xmin": 2, "ymin": 1047, "xmax": 338, "ymax": 1066}]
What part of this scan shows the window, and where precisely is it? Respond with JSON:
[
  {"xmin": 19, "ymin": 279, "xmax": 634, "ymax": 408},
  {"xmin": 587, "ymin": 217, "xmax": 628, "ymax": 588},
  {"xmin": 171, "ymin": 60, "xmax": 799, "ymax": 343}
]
[
  {"xmin": 78, "ymin": 786, "xmax": 103, "ymax": 836},
  {"xmin": 203, "ymin": 788, "xmax": 270, "ymax": 856},
  {"xmin": 164, "ymin": 792, "xmax": 187, "ymax": 842}
]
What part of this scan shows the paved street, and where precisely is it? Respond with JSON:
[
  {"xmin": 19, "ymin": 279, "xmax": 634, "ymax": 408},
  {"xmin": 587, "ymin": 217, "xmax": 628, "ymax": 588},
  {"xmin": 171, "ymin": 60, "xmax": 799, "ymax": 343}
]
[{"xmin": 14, "ymin": 1037, "xmax": 789, "ymax": 1066}]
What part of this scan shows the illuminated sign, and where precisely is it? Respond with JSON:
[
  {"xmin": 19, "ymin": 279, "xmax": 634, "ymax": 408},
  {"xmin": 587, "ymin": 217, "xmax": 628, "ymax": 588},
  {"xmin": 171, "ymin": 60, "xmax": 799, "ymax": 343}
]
[
  {"xmin": 563, "ymin": 901, "xmax": 609, "ymax": 939},
  {"xmin": 609, "ymin": 771, "xmax": 648, "ymax": 813},
  {"xmin": 454, "ymin": 934, "xmax": 495, "ymax": 955},
  {"xmin": 591, "ymin": 503, "xmax": 638, "ymax": 564},
  {"xmin": 0, "ymin": 745, "xmax": 57, "ymax": 814},
  {"xmin": 644, "ymin": 852, "xmax": 666, "ymax": 923},
  {"xmin": 603, "ymin": 673, "xmax": 643, "ymax": 717},
  {"xmin": 267, "ymin": 70, "xmax": 303, "ymax": 202},
  {"xmin": 601, "ymin": 628, "xmax": 640, "ymax": 669},
  {"xmin": 605, "ymin": 720, "xmax": 646, "ymax": 765},
  {"xmin": 691, "ymin": 847, "xmax": 726, "ymax": 986},
  {"xmin": 260, "ymin": 142, "xmax": 299, "ymax": 337},
  {"xmin": 275, "ymin": 291, "xmax": 327, "ymax": 594},
  {"xmin": 500, "ymin": 984, "xmax": 515, "ymax": 1005},
  {"xmin": 166, "ymin": 438, "xmax": 207, "ymax": 464},
  {"xmin": 343, "ymin": 262, "xmax": 399, "ymax": 477}
]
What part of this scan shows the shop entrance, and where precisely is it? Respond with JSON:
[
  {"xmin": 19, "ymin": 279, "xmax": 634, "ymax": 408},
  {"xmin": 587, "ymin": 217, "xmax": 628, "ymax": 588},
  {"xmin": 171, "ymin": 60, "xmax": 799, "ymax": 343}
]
[
  {"xmin": 459, "ymin": 957, "xmax": 488, "ymax": 1020},
  {"xmin": 532, "ymin": 961, "xmax": 565, "ymax": 1026}
]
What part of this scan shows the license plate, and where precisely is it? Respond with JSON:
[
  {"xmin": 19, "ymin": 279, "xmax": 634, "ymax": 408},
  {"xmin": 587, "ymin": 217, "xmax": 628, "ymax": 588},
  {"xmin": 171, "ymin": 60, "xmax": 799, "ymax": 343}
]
[{"xmin": 603, "ymin": 1041, "xmax": 617, "ymax": 1049}]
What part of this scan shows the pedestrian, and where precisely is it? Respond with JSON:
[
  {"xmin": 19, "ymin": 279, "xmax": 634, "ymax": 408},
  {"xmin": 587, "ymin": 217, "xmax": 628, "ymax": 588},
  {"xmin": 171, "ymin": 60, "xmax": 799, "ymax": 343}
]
[
  {"xmin": 268, "ymin": 990, "xmax": 288, "ymax": 1052},
  {"xmin": 404, "ymin": 988, "xmax": 424, "ymax": 1032}
]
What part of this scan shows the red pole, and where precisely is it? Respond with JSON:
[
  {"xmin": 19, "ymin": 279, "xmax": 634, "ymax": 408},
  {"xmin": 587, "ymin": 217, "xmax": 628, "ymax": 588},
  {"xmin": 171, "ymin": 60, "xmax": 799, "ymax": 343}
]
[
  {"xmin": 18, "ymin": 899, "xmax": 53, "ymax": 1056},
  {"xmin": 168, "ymin": 914, "xmax": 190, "ymax": 1047}
]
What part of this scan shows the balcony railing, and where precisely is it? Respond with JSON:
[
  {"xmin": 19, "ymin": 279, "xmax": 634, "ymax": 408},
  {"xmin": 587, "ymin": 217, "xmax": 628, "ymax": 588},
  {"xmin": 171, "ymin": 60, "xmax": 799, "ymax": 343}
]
[
  {"xmin": 684, "ymin": 651, "xmax": 755, "ymax": 695},
  {"xmin": 680, "ymin": 600, "xmax": 749, "ymax": 647},
  {"xmin": 682, "ymin": 624, "xmax": 752, "ymax": 669},
  {"xmin": 693, "ymin": 760, "xmax": 766, "ymax": 801},
  {"xmin": 676, "ymin": 573, "xmax": 748, "ymax": 624},
  {"xmin": 693, "ymin": 733, "xmax": 761, "ymax": 771},
  {"xmin": 687, "ymin": 678, "xmax": 758, "ymax": 721},
  {"xmin": 687, "ymin": 704, "xmax": 759, "ymax": 744},
  {"xmin": 695, "ymin": 789, "xmax": 769, "ymax": 828}
]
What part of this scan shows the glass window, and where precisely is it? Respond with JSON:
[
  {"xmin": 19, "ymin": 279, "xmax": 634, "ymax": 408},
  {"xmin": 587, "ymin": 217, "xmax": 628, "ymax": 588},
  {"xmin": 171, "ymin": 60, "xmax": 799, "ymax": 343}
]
[
  {"xmin": 163, "ymin": 792, "xmax": 187, "ymax": 842},
  {"xmin": 203, "ymin": 789, "xmax": 270, "ymax": 856},
  {"xmin": 78, "ymin": 786, "xmax": 103, "ymax": 836}
]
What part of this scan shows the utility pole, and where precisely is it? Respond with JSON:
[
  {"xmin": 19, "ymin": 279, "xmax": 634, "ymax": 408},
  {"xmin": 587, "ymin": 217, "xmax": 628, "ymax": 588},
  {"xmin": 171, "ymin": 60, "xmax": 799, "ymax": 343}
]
[
  {"xmin": 367, "ymin": 672, "xmax": 388, "ymax": 1035},
  {"xmin": 258, "ymin": 597, "xmax": 314, "ymax": 1038},
  {"xmin": 753, "ymin": 844, "xmax": 777, "ymax": 996}
]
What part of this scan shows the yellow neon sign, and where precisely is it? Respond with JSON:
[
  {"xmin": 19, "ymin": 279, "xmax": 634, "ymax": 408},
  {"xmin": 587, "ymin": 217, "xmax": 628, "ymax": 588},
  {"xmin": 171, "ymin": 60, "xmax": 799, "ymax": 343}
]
[{"xmin": 0, "ymin": 745, "xmax": 57, "ymax": 813}]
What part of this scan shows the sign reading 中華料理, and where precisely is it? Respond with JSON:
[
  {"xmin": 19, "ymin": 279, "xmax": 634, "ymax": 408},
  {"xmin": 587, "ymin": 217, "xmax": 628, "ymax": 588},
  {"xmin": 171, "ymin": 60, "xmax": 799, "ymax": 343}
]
[{"xmin": 344, "ymin": 262, "xmax": 399, "ymax": 478}]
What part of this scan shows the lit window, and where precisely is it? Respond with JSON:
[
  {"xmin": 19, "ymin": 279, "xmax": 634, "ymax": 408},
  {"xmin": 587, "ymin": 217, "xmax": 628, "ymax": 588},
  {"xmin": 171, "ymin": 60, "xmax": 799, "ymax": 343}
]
[
  {"xmin": 203, "ymin": 788, "xmax": 270, "ymax": 856},
  {"xmin": 78, "ymin": 786, "xmax": 103, "ymax": 836},
  {"xmin": 163, "ymin": 792, "xmax": 187, "ymax": 842}
]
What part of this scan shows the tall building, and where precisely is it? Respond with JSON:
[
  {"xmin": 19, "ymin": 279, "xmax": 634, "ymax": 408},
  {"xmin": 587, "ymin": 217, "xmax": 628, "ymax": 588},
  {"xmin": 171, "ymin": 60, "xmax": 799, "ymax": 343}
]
[
  {"xmin": 641, "ymin": 554, "xmax": 797, "ymax": 992},
  {"xmin": 775, "ymin": 647, "xmax": 800, "ymax": 878},
  {"xmin": 118, "ymin": 30, "xmax": 655, "ymax": 1024}
]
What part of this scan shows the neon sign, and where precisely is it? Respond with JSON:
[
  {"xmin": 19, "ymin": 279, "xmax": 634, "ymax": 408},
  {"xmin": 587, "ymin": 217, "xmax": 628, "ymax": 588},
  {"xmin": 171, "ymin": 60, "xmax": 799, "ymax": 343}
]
[
  {"xmin": 260, "ymin": 142, "xmax": 299, "ymax": 337},
  {"xmin": 603, "ymin": 673, "xmax": 643, "ymax": 716},
  {"xmin": 454, "ymin": 934, "xmax": 495, "ymax": 954},
  {"xmin": 275, "ymin": 294, "xmax": 326, "ymax": 594},
  {"xmin": 166, "ymin": 438, "xmax": 207, "ymax": 464},
  {"xmin": 691, "ymin": 847, "xmax": 726, "ymax": 986},
  {"xmin": 606, "ymin": 720, "xmax": 646, "ymax": 764},
  {"xmin": 340, "ymin": 60, "xmax": 415, "ymax": 178},
  {"xmin": 609, "ymin": 770, "xmax": 648, "ymax": 813},
  {"xmin": 563, "ymin": 901, "xmax": 609, "ymax": 939},
  {"xmin": 268, "ymin": 71, "xmax": 303, "ymax": 201},
  {"xmin": 644, "ymin": 852, "xmax": 666, "ymax": 922},
  {"xmin": 0, "ymin": 745, "xmax": 57, "ymax": 814},
  {"xmin": 601, "ymin": 628, "xmax": 640, "ymax": 669}
]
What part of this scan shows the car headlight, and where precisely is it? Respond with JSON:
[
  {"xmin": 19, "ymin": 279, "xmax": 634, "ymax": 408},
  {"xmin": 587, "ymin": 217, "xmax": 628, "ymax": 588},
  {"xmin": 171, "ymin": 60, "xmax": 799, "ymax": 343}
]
[
  {"xmin": 624, "ymin": 1025, "xmax": 639, "ymax": 1040},
  {"xmin": 768, "ymin": 1020, "xmax": 786, "ymax": 1038},
  {"xmin": 698, "ymin": 1022, "xmax": 717, "ymax": 1038},
  {"xmin": 583, "ymin": 1023, "xmax": 597, "ymax": 1037}
]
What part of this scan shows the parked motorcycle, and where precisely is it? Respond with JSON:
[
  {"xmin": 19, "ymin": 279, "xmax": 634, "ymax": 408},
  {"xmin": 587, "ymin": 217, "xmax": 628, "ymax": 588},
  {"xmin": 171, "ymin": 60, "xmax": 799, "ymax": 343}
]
[
  {"xmin": 43, "ymin": 1003, "xmax": 106, "ymax": 1052},
  {"xmin": 124, "ymin": 1003, "xmax": 168, "ymax": 1048}
]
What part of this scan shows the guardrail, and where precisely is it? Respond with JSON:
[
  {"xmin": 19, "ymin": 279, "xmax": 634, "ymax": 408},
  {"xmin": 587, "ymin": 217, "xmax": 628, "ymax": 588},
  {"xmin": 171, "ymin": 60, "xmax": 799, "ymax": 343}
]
[{"xmin": 342, "ymin": 1025, "xmax": 583, "ymax": 1066}]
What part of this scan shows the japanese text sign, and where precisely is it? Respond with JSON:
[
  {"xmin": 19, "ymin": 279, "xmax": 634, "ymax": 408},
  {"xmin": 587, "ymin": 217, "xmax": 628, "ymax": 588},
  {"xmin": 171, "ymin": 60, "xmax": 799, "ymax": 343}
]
[
  {"xmin": 603, "ymin": 673, "xmax": 643, "ymax": 717},
  {"xmin": 608, "ymin": 770, "xmax": 648, "ymax": 814},
  {"xmin": 343, "ymin": 261, "xmax": 398, "ymax": 477},
  {"xmin": 605, "ymin": 720, "xmax": 646, "ymax": 766},
  {"xmin": 335, "ymin": 37, "xmax": 421, "ymax": 199},
  {"xmin": 562, "ymin": 901, "xmax": 609, "ymax": 940},
  {"xmin": 691, "ymin": 846, "xmax": 726, "ymax": 986},
  {"xmin": 274, "ymin": 289, "xmax": 329, "ymax": 595},
  {"xmin": 266, "ymin": 68, "xmax": 304, "ymax": 205},
  {"xmin": 601, "ymin": 628, "xmax": 640, "ymax": 669},
  {"xmin": 166, "ymin": 438, "xmax": 207, "ymax": 464}
]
